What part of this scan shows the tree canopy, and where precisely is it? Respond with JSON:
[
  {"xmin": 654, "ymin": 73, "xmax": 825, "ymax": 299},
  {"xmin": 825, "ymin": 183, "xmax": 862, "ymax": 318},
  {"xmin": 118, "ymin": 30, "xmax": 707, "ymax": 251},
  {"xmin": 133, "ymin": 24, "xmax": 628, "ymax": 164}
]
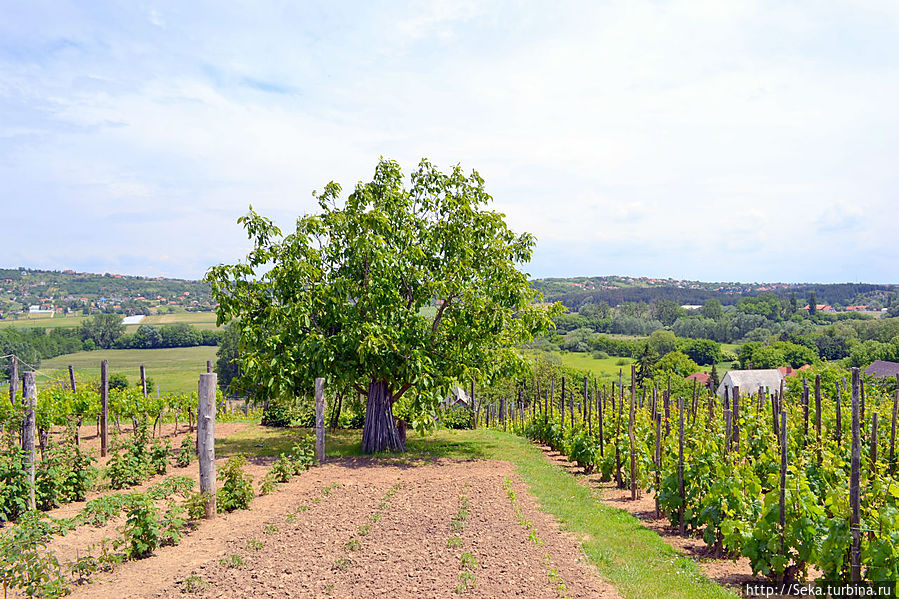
[{"xmin": 206, "ymin": 158, "xmax": 560, "ymax": 452}]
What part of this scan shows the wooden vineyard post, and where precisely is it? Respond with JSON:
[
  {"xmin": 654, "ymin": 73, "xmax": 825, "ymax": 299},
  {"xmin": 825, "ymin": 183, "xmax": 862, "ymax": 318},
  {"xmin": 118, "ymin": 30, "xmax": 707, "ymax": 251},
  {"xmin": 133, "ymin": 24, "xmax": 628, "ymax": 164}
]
[
  {"xmin": 584, "ymin": 376, "xmax": 589, "ymax": 432},
  {"xmin": 779, "ymin": 410, "xmax": 787, "ymax": 556},
  {"xmin": 197, "ymin": 372, "xmax": 217, "ymax": 518},
  {"xmin": 677, "ymin": 397, "xmax": 685, "ymax": 535},
  {"xmin": 802, "ymin": 378, "xmax": 810, "ymax": 444},
  {"xmin": 68, "ymin": 364, "xmax": 77, "ymax": 392},
  {"xmin": 629, "ymin": 365, "xmax": 637, "ymax": 500},
  {"xmin": 654, "ymin": 412, "xmax": 661, "ymax": 517},
  {"xmin": 315, "ymin": 378, "xmax": 325, "ymax": 463},
  {"xmin": 890, "ymin": 378, "xmax": 898, "ymax": 474},
  {"xmin": 100, "ymin": 360, "xmax": 109, "ymax": 457},
  {"xmin": 569, "ymin": 390, "xmax": 574, "ymax": 430},
  {"xmin": 549, "ymin": 377, "xmax": 554, "ymax": 419},
  {"xmin": 140, "ymin": 364, "xmax": 148, "ymax": 396},
  {"xmin": 732, "ymin": 386, "xmax": 740, "ymax": 451},
  {"xmin": 207, "ymin": 360, "xmax": 213, "ymax": 374},
  {"xmin": 708, "ymin": 387, "xmax": 714, "ymax": 422},
  {"xmin": 598, "ymin": 382, "xmax": 604, "ymax": 457},
  {"xmin": 850, "ymin": 367, "xmax": 861, "ymax": 583},
  {"xmin": 860, "ymin": 379, "xmax": 866, "ymax": 427},
  {"xmin": 471, "ymin": 381, "xmax": 477, "ymax": 430},
  {"xmin": 814, "ymin": 375, "xmax": 822, "ymax": 440},
  {"xmin": 870, "ymin": 412, "xmax": 879, "ymax": 474},
  {"xmin": 691, "ymin": 379, "xmax": 698, "ymax": 425},
  {"xmin": 771, "ymin": 391, "xmax": 779, "ymax": 443},
  {"xmin": 9, "ymin": 355, "xmax": 17, "ymax": 406},
  {"xmin": 663, "ymin": 389, "xmax": 671, "ymax": 436},
  {"xmin": 836, "ymin": 382, "xmax": 843, "ymax": 447},
  {"xmin": 559, "ymin": 377, "xmax": 565, "ymax": 433},
  {"xmin": 23, "ymin": 371, "xmax": 37, "ymax": 511},
  {"xmin": 724, "ymin": 409, "xmax": 732, "ymax": 456},
  {"xmin": 501, "ymin": 398, "xmax": 506, "ymax": 431}
]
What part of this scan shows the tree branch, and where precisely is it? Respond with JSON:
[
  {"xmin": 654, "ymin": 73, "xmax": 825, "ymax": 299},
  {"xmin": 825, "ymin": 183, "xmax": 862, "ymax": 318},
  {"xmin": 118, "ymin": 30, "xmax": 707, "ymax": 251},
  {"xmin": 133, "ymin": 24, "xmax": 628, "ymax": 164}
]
[
  {"xmin": 393, "ymin": 382, "xmax": 413, "ymax": 401},
  {"xmin": 353, "ymin": 384, "xmax": 369, "ymax": 397},
  {"xmin": 431, "ymin": 295, "xmax": 454, "ymax": 336}
]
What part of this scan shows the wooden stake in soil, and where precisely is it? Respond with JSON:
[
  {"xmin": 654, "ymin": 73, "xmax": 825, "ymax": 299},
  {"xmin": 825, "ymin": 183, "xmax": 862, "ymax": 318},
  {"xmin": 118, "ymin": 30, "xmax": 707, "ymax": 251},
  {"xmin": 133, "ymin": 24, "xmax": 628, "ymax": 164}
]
[
  {"xmin": 22, "ymin": 371, "xmax": 36, "ymax": 511},
  {"xmin": 206, "ymin": 360, "xmax": 213, "ymax": 374},
  {"xmin": 9, "ymin": 355, "xmax": 17, "ymax": 406},
  {"xmin": 315, "ymin": 377, "xmax": 325, "ymax": 463},
  {"xmin": 779, "ymin": 410, "xmax": 787, "ymax": 556},
  {"xmin": 68, "ymin": 364, "xmax": 77, "ymax": 392},
  {"xmin": 197, "ymin": 372, "xmax": 217, "ymax": 518},
  {"xmin": 850, "ymin": 367, "xmax": 861, "ymax": 583},
  {"xmin": 140, "ymin": 364, "xmax": 148, "ymax": 396},
  {"xmin": 598, "ymin": 382, "xmax": 604, "ymax": 457},
  {"xmin": 890, "ymin": 378, "xmax": 898, "ymax": 474},
  {"xmin": 836, "ymin": 382, "xmax": 843, "ymax": 447},
  {"xmin": 654, "ymin": 412, "xmax": 661, "ymax": 518},
  {"xmin": 629, "ymin": 365, "xmax": 637, "ymax": 500},
  {"xmin": 870, "ymin": 412, "xmax": 879, "ymax": 474},
  {"xmin": 677, "ymin": 396, "xmax": 685, "ymax": 535},
  {"xmin": 724, "ymin": 409, "xmax": 732, "ymax": 456},
  {"xmin": 100, "ymin": 359, "xmax": 109, "ymax": 458},
  {"xmin": 732, "ymin": 385, "xmax": 740, "ymax": 451},
  {"xmin": 560, "ymin": 377, "xmax": 565, "ymax": 433}
]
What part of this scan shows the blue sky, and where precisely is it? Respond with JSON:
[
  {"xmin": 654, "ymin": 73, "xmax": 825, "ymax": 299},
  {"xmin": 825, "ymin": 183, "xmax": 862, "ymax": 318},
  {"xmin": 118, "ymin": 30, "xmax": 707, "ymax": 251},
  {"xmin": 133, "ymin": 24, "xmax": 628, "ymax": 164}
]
[{"xmin": 2, "ymin": 1, "xmax": 898, "ymax": 283}]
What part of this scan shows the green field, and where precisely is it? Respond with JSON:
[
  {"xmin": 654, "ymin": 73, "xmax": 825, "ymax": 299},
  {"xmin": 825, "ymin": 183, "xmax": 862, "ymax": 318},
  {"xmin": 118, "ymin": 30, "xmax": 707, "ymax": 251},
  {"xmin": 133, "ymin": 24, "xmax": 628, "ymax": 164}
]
[
  {"xmin": 39, "ymin": 346, "xmax": 218, "ymax": 394},
  {"xmin": 124, "ymin": 311, "xmax": 219, "ymax": 333},
  {"xmin": 0, "ymin": 314, "xmax": 89, "ymax": 329}
]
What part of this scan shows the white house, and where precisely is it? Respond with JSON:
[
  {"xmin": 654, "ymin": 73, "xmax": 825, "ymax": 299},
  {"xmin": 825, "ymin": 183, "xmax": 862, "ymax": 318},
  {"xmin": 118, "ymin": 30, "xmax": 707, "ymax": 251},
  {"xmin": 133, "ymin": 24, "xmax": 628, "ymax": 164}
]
[{"xmin": 716, "ymin": 369, "xmax": 785, "ymax": 398}]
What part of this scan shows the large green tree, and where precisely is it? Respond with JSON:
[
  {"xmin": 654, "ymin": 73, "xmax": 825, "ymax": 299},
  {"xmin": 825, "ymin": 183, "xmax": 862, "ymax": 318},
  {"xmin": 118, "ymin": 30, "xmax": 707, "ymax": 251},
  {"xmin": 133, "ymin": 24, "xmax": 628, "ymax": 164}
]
[
  {"xmin": 80, "ymin": 313, "xmax": 124, "ymax": 349},
  {"xmin": 206, "ymin": 158, "xmax": 559, "ymax": 453}
]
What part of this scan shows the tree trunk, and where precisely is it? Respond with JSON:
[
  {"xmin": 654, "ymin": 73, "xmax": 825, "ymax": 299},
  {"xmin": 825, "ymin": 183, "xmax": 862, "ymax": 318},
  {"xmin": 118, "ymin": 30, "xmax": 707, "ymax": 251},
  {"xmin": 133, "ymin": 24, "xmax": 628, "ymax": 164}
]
[{"xmin": 361, "ymin": 380, "xmax": 405, "ymax": 453}]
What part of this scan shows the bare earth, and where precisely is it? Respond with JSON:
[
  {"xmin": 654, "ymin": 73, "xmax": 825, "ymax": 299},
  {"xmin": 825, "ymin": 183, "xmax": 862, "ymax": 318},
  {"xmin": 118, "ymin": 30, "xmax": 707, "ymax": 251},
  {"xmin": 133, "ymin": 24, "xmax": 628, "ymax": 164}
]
[{"xmin": 61, "ymin": 458, "xmax": 619, "ymax": 599}]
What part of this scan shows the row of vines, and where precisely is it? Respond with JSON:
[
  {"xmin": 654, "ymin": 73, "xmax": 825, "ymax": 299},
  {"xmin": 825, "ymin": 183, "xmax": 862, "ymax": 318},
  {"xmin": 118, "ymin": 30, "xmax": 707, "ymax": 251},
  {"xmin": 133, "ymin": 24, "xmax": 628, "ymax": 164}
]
[{"xmin": 477, "ymin": 359, "xmax": 899, "ymax": 584}]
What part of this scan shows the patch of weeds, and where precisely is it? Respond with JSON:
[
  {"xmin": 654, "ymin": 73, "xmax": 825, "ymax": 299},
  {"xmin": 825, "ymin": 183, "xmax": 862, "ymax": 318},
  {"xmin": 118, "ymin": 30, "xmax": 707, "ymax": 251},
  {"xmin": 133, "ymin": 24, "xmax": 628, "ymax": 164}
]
[
  {"xmin": 219, "ymin": 554, "xmax": 245, "ymax": 569},
  {"xmin": 245, "ymin": 539, "xmax": 263, "ymax": 551},
  {"xmin": 504, "ymin": 477, "xmax": 566, "ymax": 597},
  {"xmin": 285, "ymin": 513, "xmax": 297, "ymax": 524},
  {"xmin": 369, "ymin": 513, "xmax": 381, "ymax": 523},
  {"xmin": 357, "ymin": 524, "xmax": 370, "ymax": 537},
  {"xmin": 377, "ymin": 501, "xmax": 390, "ymax": 511},
  {"xmin": 344, "ymin": 538, "xmax": 360, "ymax": 552},
  {"xmin": 332, "ymin": 557, "xmax": 351, "ymax": 571},
  {"xmin": 182, "ymin": 574, "xmax": 208, "ymax": 593},
  {"xmin": 263, "ymin": 524, "xmax": 278, "ymax": 535},
  {"xmin": 447, "ymin": 536, "xmax": 463, "ymax": 548},
  {"xmin": 311, "ymin": 497, "xmax": 322, "ymax": 504}
]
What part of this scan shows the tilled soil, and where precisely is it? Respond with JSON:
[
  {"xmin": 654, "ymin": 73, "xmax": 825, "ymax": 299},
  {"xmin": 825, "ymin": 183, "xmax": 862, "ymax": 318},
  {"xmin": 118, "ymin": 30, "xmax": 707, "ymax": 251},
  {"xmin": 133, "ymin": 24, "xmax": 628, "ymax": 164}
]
[{"xmin": 68, "ymin": 459, "xmax": 619, "ymax": 599}]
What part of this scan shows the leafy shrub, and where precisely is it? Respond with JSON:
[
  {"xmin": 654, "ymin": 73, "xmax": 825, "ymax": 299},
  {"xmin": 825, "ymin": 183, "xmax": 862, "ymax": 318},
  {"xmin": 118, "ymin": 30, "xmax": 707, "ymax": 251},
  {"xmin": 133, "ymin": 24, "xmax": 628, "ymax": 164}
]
[
  {"xmin": 183, "ymin": 491, "xmax": 210, "ymax": 520},
  {"xmin": 0, "ymin": 445, "xmax": 31, "ymax": 522},
  {"xmin": 107, "ymin": 427, "xmax": 152, "ymax": 489},
  {"xmin": 0, "ymin": 512, "xmax": 67, "ymax": 599},
  {"xmin": 439, "ymin": 406, "xmax": 474, "ymax": 430},
  {"xmin": 150, "ymin": 440, "xmax": 171, "ymax": 476},
  {"xmin": 121, "ymin": 494, "xmax": 161, "ymax": 559},
  {"xmin": 218, "ymin": 456, "xmax": 254, "ymax": 512},
  {"xmin": 261, "ymin": 402, "xmax": 293, "ymax": 427},
  {"xmin": 175, "ymin": 435, "xmax": 194, "ymax": 468}
]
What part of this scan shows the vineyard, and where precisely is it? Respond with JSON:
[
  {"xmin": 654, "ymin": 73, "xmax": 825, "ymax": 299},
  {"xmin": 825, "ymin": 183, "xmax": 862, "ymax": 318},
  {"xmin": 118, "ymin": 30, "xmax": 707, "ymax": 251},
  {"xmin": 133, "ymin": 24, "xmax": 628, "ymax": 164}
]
[{"xmin": 477, "ymin": 360, "xmax": 899, "ymax": 588}]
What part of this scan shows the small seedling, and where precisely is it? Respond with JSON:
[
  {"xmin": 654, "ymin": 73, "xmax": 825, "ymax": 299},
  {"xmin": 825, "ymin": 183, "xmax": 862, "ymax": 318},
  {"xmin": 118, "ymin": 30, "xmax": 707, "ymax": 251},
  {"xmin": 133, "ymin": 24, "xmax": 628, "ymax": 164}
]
[
  {"xmin": 357, "ymin": 524, "xmax": 370, "ymax": 537},
  {"xmin": 296, "ymin": 504, "xmax": 309, "ymax": 512},
  {"xmin": 219, "ymin": 554, "xmax": 245, "ymax": 569},
  {"xmin": 245, "ymin": 539, "xmax": 263, "ymax": 551},
  {"xmin": 285, "ymin": 514, "xmax": 297, "ymax": 524},
  {"xmin": 344, "ymin": 538, "xmax": 360, "ymax": 551},
  {"xmin": 332, "ymin": 557, "xmax": 351, "ymax": 571},
  {"xmin": 182, "ymin": 574, "xmax": 208, "ymax": 593},
  {"xmin": 263, "ymin": 524, "xmax": 278, "ymax": 535},
  {"xmin": 447, "ymin": 536, "xmax": 463, "ymax": 548},
  {"xmin": 460, "ymin": 552, "xmax": 478, "ymax": 570},
  {"xmin": 370, "ymin": 513, "xmax": 381, "ymax": 522}
]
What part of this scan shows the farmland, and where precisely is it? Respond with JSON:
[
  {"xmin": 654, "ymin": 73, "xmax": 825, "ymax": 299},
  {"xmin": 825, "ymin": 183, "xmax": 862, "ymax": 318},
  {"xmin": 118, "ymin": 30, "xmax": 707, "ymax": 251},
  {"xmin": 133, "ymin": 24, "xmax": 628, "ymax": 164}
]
[{"xmin": 40, "ymin": 346, "xmax": 218, "ymax": 394}]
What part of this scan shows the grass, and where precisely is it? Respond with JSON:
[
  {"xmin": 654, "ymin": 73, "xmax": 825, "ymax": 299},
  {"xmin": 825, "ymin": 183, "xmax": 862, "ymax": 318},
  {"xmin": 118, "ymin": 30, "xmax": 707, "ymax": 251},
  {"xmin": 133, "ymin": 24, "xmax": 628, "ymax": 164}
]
[
  {"xmin": 40, "ymin": 346, "xmax": 218, "ymax": 394},
  {"xmin": 241, "ymin": 426, "xmax": 731, "ymax": 599},
  {"xmin": 124, "ymin": 312, "xmax": 219, "ymax": 333},
  {"xmin": 0, "ymin": 314, "xmax": 89, "ymax": 329},
  {"xmin": 556, "ymin": 351, "xmax": 634, "ymax": 381}
]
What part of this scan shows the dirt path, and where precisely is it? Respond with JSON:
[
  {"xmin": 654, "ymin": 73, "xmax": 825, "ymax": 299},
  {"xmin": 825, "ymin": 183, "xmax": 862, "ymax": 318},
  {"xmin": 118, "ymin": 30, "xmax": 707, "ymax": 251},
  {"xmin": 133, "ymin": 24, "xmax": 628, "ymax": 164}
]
[
  {"xmin": 537, "ymin": 445, "xmax": 758, "ymax": 589},
  {"xmin": 68, "ymin": 458, "xmax": 619, "ymax": 599}
]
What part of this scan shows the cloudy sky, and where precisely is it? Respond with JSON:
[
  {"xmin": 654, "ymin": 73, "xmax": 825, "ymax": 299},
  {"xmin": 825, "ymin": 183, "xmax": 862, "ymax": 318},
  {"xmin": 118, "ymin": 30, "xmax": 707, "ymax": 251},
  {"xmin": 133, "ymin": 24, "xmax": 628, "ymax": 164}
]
[{"xmin": 2, "ymin": 1, "xmax": 898, "ymax": 283}]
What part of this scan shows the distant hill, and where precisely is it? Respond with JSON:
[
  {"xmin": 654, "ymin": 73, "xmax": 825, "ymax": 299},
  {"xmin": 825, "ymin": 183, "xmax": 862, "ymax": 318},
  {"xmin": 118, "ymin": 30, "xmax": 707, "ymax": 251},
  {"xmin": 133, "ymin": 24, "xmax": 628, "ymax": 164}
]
[
  {"xmin": 531, "ymin": 275, "xmax": 897, "ymax": 311},
  {"xmin": 0, "ymin": 267, "xmax": 213, "ymax": 318}
]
